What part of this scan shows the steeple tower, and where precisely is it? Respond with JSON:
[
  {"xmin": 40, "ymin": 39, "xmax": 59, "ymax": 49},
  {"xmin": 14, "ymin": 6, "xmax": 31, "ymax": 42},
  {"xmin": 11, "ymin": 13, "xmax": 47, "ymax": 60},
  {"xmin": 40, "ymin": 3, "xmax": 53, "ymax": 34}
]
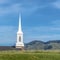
[{"xmin": 16, "ymin": 14, "xmax": 24, "ymax": 49}]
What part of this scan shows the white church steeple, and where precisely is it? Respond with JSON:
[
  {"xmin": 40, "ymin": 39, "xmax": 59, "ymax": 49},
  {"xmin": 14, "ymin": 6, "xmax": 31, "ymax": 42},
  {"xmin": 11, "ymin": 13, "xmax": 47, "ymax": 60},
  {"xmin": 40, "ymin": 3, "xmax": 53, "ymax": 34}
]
[{"xmin": 16, "ymin": 14, "xmax": 24, "ymax": 49}]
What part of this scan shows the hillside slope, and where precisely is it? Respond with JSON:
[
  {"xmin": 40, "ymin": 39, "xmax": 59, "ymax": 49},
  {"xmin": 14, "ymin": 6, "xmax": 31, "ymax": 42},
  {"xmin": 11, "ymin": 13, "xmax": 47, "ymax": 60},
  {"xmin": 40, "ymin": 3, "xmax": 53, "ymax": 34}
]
[{"xmin": 25, "ymin": 40, "xmax": 60, "ymax": 50}]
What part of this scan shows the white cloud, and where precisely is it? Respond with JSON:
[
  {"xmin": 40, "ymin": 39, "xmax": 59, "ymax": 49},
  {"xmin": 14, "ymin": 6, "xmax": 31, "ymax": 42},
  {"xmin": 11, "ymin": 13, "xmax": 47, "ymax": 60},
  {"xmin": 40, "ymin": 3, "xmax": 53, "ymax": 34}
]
[
  {"xmin": 26, "ymin": 26, "xmax": 60, "ymax": 32},
  {"xmin": 0, "ymin": 0, "xmax": 47, "ymax": 16},
  {"xmin": 0, "ymin": 0, "xmax": 9, "ymax": 4},
  {"xmin": 0, "ymin": 26, "xmax": 17, "ymax": 45},
  {"xmin": 40, "ymin": 34, "xmax": 60, "ymax": 41},
  {"xmin": 51, "ymin": 20, "xmax": 60, "ymax": 27},
  {"xmin": 0, "ymin": 3, "xmax": 38, "ymax": 16},
  {"xmin": 0, "ymin": 3, "xmax": 21, "ymax": 16},
  {"xmin": 24, "ymin": 25, "xmax": 60, "ymax": 42},
  {"xmin": 24, "ymin": 27, "xmax": 60, "ymax": 42},
  {"xmin": 52, "ymin": 0, "xmax": 60, "ymax": 8},
  {"xmin": 24, "ymin": 33, "xmax": 60, "ymax": 42}
]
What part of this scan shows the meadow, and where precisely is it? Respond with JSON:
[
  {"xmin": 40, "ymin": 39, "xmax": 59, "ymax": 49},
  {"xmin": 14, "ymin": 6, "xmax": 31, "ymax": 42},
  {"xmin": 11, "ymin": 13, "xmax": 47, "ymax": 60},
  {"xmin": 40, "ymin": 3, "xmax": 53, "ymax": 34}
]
[{"xmin": 0, "ymin": 50, "xmax": 60, "ymax": 60}]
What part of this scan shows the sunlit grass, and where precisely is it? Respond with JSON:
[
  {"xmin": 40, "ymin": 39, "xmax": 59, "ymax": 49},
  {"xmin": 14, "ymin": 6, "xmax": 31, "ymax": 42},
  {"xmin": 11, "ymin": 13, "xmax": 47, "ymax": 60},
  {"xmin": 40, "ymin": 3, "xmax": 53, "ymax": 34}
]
[{"xmin": 0, "ymin": 50, "xmax": 60, "ymax": 60}]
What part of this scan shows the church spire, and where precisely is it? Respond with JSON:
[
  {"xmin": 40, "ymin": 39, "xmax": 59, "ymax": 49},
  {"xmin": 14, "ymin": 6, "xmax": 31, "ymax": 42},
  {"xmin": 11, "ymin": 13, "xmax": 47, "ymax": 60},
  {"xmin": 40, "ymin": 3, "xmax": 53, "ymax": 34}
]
[
  {"xmin": 18, "ymin": 14, "xmax": 22, "ymax": 32},
  {"xmin": 16, "ymin": 13, "xmax": 24, "ymax": 49}
]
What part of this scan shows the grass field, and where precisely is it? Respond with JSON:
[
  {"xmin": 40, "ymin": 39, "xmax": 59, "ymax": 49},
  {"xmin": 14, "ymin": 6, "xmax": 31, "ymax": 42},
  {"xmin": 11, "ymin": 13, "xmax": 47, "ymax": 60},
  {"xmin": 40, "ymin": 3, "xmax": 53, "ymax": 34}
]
[{"xmin": 0, "ymin": 50, "xmax": 60, "ymax": 60}]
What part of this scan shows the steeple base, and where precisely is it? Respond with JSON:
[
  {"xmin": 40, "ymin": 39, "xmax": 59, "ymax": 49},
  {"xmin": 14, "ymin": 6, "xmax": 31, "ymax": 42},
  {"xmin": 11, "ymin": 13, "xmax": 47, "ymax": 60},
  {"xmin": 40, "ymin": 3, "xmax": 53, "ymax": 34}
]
[
  {"xmin": 16, "ymin": 46, "xmax": 24, "ymax": 50},
  {"xmin": 16, "ymin": 43, "xmax": 24, "ymax": 50}
]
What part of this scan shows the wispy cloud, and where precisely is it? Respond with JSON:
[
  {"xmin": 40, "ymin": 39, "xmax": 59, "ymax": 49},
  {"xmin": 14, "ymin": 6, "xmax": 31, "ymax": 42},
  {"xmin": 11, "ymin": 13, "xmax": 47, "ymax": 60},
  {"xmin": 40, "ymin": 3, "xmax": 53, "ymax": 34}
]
[
  {"xmin": 25, "ymin": 26, "xmax": 60, "ymax": 33},
  {"xmin": 24, "ymin": 33, "xmax": 60, "ymax": 42},
  {"xmin": 0, "ymin": 26, "xmax": 17, "ymax": 46},
  {"xmin": 0, "ymin": 0, "xmax": 48, "ymax": 16},
  {"xmin": 0, "ymin": 0, "xmax": 60, "ymax": 44},
  {"xmin": 51, "ymin": 0, "xmax": 60, "ymax": 9},
  {"xmin": 24, "ymin": 23, "xmax": 60, "ymax": 42},
  {"xmin": 0, "ymin": 3, "xmax": 21, "ymax": 16},
  {"xmin": 51, "ymin": 20, "xmax": 60, "ymax": 26},
  {"xmin": 0, "ymin": 0, "xmax": 10, "ymax": 4},
  {"xmin": 0, "ymin": 0, "xmax": 59, "ymax": 16}
]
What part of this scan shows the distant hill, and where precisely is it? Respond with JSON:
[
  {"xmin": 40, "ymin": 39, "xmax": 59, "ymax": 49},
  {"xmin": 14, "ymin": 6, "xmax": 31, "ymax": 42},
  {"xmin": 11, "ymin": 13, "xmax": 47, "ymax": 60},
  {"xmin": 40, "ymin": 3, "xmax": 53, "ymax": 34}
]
[
  {"xmin": 25, "ymin": 40, "xmax": 60, "ymax": 50},
  {"xmin": 0, "ymin": 40, "xmax": 60, "ymax": 50}
]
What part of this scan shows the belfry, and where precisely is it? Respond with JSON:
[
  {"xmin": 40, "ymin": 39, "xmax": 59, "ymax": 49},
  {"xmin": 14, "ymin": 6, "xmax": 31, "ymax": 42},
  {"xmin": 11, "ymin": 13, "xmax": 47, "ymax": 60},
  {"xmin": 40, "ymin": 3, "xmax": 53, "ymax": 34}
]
[{"xmin": 16, "ymin": 14, "xmax": 24, "ymax": 49}]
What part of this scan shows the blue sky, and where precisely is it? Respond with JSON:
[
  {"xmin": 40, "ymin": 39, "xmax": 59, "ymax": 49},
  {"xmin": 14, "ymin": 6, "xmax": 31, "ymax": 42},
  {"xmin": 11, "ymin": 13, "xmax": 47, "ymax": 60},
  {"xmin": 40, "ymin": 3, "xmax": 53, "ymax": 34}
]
[{"xmin": 0, "ymin": 0, "xmax": 60, "ymax": 46}]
